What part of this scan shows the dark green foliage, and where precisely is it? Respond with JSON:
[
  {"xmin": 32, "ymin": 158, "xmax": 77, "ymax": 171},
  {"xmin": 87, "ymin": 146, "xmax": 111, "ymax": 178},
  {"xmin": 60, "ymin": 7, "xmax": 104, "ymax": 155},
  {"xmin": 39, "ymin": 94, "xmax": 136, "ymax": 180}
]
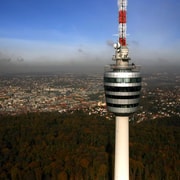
[
  {"xmin": 0, "ymin": 112, "xmax": 179, "ymax": 179},
  {"xmin": 129, "ymin": 116, "xmax": 180, "ymax": 179}
]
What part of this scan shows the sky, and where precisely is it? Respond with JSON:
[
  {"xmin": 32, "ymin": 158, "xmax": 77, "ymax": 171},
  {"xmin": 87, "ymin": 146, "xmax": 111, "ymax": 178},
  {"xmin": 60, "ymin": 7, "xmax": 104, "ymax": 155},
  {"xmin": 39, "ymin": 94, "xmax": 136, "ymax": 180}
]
[{"xmin": 0, "ymin": 0, "xmax": 180, "ymax": 73}]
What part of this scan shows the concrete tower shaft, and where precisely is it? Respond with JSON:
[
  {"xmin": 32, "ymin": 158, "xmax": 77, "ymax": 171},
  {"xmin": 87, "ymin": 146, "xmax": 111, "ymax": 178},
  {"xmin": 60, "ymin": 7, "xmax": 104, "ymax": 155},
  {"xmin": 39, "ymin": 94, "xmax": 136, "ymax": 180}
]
[{"xmin": 115, "ymin": 116, "xmax": 129, "ymax": 180}]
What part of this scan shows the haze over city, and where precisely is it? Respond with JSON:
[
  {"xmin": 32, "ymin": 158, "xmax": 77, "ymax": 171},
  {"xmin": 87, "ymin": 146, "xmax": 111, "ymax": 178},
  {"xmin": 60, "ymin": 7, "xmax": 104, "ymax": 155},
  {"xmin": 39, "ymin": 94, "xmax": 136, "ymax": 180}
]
[{"xmin": 0, "ymin": 0, "xmax": 180, "ymax": 73}]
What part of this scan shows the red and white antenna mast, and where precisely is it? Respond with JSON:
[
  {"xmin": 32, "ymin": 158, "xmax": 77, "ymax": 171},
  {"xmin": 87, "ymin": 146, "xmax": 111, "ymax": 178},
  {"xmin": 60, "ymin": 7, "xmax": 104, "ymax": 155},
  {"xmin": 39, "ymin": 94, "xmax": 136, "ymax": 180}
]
[
  {"xmin": 118, "ymin": 0, "xmax": 127, "ymax": 46},
  {"xmin": 113, "ymin": 0, "xmax": 129, "ymax": 66}
]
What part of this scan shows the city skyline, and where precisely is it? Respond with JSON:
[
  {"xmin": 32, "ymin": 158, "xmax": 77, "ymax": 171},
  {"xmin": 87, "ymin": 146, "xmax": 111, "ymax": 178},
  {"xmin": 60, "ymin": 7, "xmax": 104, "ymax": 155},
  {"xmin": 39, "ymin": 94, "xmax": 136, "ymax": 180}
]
[{"xmin": 0, "ymin": 0, "xmax": 180, "ymax": 73}]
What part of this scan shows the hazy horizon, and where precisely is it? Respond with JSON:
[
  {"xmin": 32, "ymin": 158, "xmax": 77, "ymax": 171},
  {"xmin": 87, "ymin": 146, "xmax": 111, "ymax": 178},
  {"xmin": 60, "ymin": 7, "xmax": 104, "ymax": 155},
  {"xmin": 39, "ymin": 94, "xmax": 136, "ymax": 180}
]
[
  {"xmin": 0, "ymin": 59, "xmax": 179, "ymax": 75},
  {"xmin": 0, "ymin": 0, "xmax": 180, "ymax": 74}
]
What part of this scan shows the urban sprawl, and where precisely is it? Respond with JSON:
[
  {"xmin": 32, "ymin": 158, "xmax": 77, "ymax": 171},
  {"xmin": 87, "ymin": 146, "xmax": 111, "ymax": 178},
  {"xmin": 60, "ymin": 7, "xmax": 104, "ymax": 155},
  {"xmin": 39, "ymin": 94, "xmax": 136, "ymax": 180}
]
[{"xmin": 0, "ymin": 72, "xmax": 179, "ymax": 122}]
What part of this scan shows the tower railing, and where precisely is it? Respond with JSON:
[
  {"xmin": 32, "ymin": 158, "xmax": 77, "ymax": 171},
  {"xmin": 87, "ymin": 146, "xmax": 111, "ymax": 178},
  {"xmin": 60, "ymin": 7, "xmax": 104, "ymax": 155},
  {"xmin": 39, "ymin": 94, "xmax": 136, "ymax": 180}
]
[{"xmin": 104, "ymin": 64, "xmax": 141, "ymax": 72}]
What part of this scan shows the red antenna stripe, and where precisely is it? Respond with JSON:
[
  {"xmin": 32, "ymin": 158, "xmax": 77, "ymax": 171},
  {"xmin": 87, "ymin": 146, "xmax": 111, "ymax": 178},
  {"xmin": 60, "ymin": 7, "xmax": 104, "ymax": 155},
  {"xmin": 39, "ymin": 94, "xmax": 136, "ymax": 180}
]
[
  {"xmin": 119, "ymin": 10, "xmax": 126, "ymax": 23},
  {"xmin": 119, "ymin": 38, "xmax": 126, "ymax": 46}
]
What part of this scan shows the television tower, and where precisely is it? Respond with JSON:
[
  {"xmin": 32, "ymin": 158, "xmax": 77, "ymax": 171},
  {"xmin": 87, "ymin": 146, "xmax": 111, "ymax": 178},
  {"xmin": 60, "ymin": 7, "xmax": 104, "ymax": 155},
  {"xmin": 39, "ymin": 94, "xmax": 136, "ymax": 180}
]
[{"xmin": 104, "ymin": 0, "xmax": 141, "ymax": 179}]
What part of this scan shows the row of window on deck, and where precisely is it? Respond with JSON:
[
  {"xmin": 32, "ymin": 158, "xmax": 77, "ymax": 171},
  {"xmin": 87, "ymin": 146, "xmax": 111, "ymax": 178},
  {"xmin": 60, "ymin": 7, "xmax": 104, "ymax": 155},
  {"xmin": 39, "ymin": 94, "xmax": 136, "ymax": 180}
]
[{"xmin": 104, "ymin": 77, "xmax": 141, "ymax": 83}]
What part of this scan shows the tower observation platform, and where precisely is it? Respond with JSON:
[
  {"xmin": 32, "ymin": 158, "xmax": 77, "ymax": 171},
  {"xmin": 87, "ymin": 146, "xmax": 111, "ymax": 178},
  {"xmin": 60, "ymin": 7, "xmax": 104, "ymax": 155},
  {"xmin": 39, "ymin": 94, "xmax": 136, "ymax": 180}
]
[{"xmin": 104, "ymin": 64, "xmax": 141, "ymax": 116}]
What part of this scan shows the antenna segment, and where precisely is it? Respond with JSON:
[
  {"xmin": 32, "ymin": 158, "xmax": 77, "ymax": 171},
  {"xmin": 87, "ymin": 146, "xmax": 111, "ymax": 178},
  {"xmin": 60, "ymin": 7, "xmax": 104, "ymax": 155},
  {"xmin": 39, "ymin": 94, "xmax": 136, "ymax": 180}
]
[
  {"xmin": 118, "ymin": 0, "xmax": 127, "ymax": 46},
  {"xmin": 104, "ymin": 0, "xmax": 142, "ymax": 179}
]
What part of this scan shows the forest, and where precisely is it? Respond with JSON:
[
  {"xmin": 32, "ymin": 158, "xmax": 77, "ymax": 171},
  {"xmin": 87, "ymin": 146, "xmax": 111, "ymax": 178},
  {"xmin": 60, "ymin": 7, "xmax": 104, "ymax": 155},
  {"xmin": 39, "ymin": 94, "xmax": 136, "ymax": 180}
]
[{"xmin": 0, "ymin": 111, "xmax": 179, "ymax": 180}]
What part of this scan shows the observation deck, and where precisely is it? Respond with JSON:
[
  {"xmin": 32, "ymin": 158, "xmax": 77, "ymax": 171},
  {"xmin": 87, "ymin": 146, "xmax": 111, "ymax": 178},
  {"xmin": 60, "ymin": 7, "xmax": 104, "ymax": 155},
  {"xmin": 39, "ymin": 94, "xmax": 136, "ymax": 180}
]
[{"xmin": 104, "ymin": 64, "xmax": 141, "ymax": 116}]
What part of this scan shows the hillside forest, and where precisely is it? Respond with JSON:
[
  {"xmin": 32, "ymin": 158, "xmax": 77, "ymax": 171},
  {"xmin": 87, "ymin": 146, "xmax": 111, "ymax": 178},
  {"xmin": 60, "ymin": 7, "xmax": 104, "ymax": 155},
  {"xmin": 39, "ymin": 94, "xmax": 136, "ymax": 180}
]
[{"xmin": 0, "ymin": 111, "xmax": 179, "ymax": 180}]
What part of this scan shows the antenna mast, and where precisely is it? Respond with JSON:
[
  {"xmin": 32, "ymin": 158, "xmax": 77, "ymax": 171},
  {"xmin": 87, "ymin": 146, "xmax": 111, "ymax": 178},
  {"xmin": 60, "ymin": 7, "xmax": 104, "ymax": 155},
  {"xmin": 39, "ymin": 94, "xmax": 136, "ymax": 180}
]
[
  {"xmin": 118, "ymin": 0, "xmax": 127, "ymax": 46},
  {"xmin": 113, "ymin": 0, "xmax": 130, "ymax": 67}
]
